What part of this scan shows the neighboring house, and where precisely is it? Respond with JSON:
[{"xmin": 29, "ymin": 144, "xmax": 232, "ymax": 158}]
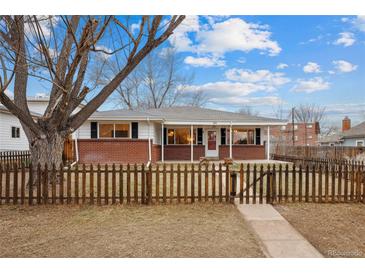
[
  {"xmin": 270, "ymin": 122, "xmax": 320, "ymax": 146},
  {"xmin": 318, "ymin": 134, "xmax": 343, "ymax": 146},
  {"xmin": 0, "ymin": 105, "xmax": 40, "ymax": 151},
  {"xmin": 75, "ymin": 106, "xmax": 285, "ymax": 164},
  {"xmin": 0, "ymin": 95, "xmax": 84, "ymax": 152},
  {"xmin": 341, "ymin": 121, "xmax": 365, "ymax": 147},
  {"xmin": 318, "ymin": 116, "xmax": 365, "ymax": 147}
]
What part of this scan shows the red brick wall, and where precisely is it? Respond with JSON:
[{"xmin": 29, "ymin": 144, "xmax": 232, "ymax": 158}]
[
  {"xmin": 78, "ymin": 139, "xmax": 153, "ymax": 164},
  {"xmin": 270, "ymin": 122, "xmax": 319, "ymax": 146},
  {"xmin": 219, "ymin": 145, "xmax": 266, "ymax": 160},
  {"xmin": 152, "ymin": 144, "xmax": 161, "ymax": 163},
  {"xmin": 78, "ymin": 140, "xmax": 265, "ymax": 163},
  {"xmin": 164, "ymin": 145, "xmax": 205, "ymax": 161}
]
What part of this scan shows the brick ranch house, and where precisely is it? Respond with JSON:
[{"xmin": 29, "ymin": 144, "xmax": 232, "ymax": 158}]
[{"xmin": 74, "ymin": 106, "xmax": 286, "ymax": 164}]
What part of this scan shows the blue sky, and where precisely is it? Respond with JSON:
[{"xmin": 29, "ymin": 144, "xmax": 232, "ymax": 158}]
[
  {"xmin": 21, "ymin": 15, "xmax": 365, "ymax": 127},
  {"xmin": 166, "ymin": 15, "xmax": 365, "ymax": 126}
]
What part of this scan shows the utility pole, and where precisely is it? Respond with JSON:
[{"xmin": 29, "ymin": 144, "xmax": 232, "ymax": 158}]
[{"xmin": 292, "ymin": 107, "xmax": 295, "ymax": 146}]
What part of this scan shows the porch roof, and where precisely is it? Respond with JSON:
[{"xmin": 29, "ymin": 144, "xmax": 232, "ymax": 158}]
[{"xmin": 89, "ymin": 106, "xmax": 286, "ymax": 126}]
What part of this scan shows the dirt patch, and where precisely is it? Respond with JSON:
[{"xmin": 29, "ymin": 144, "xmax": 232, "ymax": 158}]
[
  {"xmin": 275, "ymin": 203, "xmax": 365, "ymax": 258},
  {"xmin": 0, "ymin": 203, "xmax": 264, "ymax": 258}
]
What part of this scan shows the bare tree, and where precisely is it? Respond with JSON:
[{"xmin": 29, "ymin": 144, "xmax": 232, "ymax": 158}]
[
  {"xmin": 0, "ymin": 15, "xmax": 185, "ymax": 180},
  {"xmin": 238, "ymin": 105, "xmax": 259, "ymax": 116},
  {"xmin": 272, "ymin": 103, "xmax": 289, "ymax": 120},
  {"xmin": 291, "ymin": 103, "xmax": 326, "ymax": 145},
  {"xmin": 103, "ymin": 46, "xmax": 199, "ymax": 110},
  {"xmin": 293, "ymin": 103, "xmax": 326, "ymax": 123}
]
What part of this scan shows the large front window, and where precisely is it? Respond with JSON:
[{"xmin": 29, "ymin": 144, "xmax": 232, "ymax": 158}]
[
  {"xmin": 167, "ymin": 128, "xmax": 196, "ymax": 144},
  {"xmin": 99, "ymin": 123, "xmax": 130, "ymax": 138},
  {"xmin": 227, "ymin": 128, "xmax": 255, "ymax": 144}
]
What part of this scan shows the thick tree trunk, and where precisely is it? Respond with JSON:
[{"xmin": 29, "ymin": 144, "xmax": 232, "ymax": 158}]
[{"xmin": 29, "ymin": 133, "xmax": 65, "ymax": 185}]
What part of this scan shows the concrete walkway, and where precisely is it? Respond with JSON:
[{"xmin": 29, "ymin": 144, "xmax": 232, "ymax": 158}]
[{"xmin": 235, "ymin": 202, "xmax": 323, "ymax": 258}]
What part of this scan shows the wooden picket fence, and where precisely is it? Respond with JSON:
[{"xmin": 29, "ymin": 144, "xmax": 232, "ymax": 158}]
[
  {"xmin": 273, "ymin": 145, "xmax": 365, "ymax": 160},
  {"xmin": 0, "ymin": 151, "xmax": 31, "ymax": 167},
  {"xmin": 0, "ymin": 162, "xmax": 364, "ymax": 206},
  {"xmin": 272, "ymin": 154, "xmax": 365, "ymax": 168}
]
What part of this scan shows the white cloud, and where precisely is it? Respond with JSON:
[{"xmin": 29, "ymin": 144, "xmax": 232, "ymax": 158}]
[
  {"xmin": 224, "ymin": 68, "xmax": 290, "ymax": 87},
  {"xmin": 130, "ymin": 22, "xmax": 141, "ymax": 34},
  {"xmin": 209, "ymin": 96, "xmax": 284, "ymax": 106},
  {"xmin": 332, "ymin": 60, "xmax": 358, "ymax": 73},
  {"xmin": 184, "ymin": 55, "xmax": 225, "ymax": 67},
  {"xmin": 4, "ymin": 89, "xmax": 13, "ymax": 97},
  {"xmin": 277, "ymin": 63, "xmax": 288, "ymax": 69},
  {"xmin": 334, "ymin": 32, "xmax": 355, "ymax": 47},
  {"xmin": 183, "ymin": 81, "xmax": 268, "ymax": 98},
  {"xmin": 291, "ymin": 77, "xmax": 330, "ymax": 93},
  {"xmin": 196, "ymin": 18, "xmax": 281, "ymax": 56},
  {"xmin": 94, "ymin": 45, "xmax": 113, "ymax": 60},
  {"xmin": 169, "ymin": 15, "xmax": 200, "ymax": 52},
  {"xmin": 24, "ymin": 16, "xmax": 60, "ymax": 38},
  {"xmin": 353, "ymin": 16, "xmax": 365, "ymax": 32},
  {"xmin": 171, "ymin": 16, "xmax": 281, "ymax": 60},
  {"xmin": 303, "ymin": 62, "xmax": 321, "ymax": 73}
]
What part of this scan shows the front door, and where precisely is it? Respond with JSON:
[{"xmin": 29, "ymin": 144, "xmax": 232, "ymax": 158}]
[{"xmin": 206, "ymin": 130, "xmax": 218, "ymax": 157}]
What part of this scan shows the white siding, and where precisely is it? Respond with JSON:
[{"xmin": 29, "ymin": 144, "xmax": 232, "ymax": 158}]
[
  {"xmin": 77, "ymin": 121, "xmax": 91, "ymax": 139},
  {"xmin": 27, "ymin": 101, "xmax": 84, "ymax": 116},
  {"xmin": 27, "ymin": 101, "xmax": 48, "ymax": 115},
  {"xmin": 0, "ymin": 112, "xmax": 29, "ymax": 151},
  {"xmin": 342, "ymin": 138, "xmax": 365, "ymax": 147}
]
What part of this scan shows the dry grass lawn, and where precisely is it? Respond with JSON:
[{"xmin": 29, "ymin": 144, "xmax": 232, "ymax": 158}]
[
  {"xmin": 275, "ymin": 203, "xmax": 365, "ymax": 258},
  {"xmin": 0, "ymin": 203, "xmax": 264, "ymax": 258}
]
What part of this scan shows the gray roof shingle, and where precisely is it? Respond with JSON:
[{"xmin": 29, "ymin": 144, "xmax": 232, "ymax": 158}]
[
  {"xmin": 341, "ymin": 121, "xmax": 365, "ymax": 138},
  {"xmin": 89, "ymin": 106, "xmax": 285, "ymax": 124}
]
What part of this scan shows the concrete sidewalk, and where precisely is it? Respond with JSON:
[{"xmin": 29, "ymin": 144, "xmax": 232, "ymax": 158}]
[{"xmin": 235, "ymin": 202, "xmax": 323, "ymax": 258}]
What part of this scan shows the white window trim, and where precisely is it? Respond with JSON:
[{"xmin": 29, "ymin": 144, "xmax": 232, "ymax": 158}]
[
  {"xmin": 98, "ymin": 122, "xmax": 131, "ymax": 139},
  {"xmin": 356, "ymin": 140, "xmax": 364, "ymax": 147},
  {"xmin": 227, "ymin": 127, "xmax": 256, "ymax": 145}
]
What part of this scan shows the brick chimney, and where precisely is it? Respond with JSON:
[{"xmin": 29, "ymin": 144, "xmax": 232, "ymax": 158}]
[{"xmin": 342, "ymin": 116, "xmax": 351, "ymax": 132}]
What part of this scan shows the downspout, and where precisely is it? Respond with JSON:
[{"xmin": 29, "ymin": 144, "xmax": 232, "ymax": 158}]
[
  {"xmin": 71, "ymin": 130, "xmax": 79, "ymax": 167},
  {"xmin": 229, "ymin": 121, "xmax": 232, "ymax": 159},
  {"xmin": 267, "ymin": 125, "xmax": 270, "ymax": 161},
  {"xmin": 147, "ymin": 117, "xmax": 152, "ymax": 166},
  {"xmin": 161, "ymin": 121, "xmax": 164, "ymax": 162}
]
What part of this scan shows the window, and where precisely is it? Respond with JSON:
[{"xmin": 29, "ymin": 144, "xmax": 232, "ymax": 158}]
[
  {"xmin": 294, "ymin": 136, "xmax": 298, "ymax": 141},
  {"xmin": 99, "ymin": 123, "xmax": 130, "ymax": 138},
  {"xmin": 307, "ymin": 124, "xmax": 313, "ymax": 128},
  {"xmin": 99, "ymin": 124, "xmax": 114, "ymax": 138},
  {"xmin": 228, "ymin": 128, "xmax": 255, "ymax": 145},
  {"xmin": 308, "ymin": 135, "xmax": 313, "ymax": 139},
  {"xmin": 294, "ymin": 125, "xmax": 298, "ymax": 130},
  {"xmin": 11, "ymin": 127, "xmax": 20, "ymax": 138},
  {"xmin": 280, "ymin": 125, "xmax": 286, "ymax": 131},
  {"xmin": 356, "ymin": 140, "xmax": 364, "ymax": 147},
  {"xmin": 167, "ymin": 128, "xmax": 196, "ymax": 145},
  {"xmin": 115, "ymin": 124, "xmax": 129, "ymax": 138}
]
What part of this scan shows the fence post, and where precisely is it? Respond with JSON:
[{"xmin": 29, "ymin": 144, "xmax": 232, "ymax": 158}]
[
  {"xmin": 266, "ymin": 164, "xmax": 271, "ymax": 204},
  {"xmin": 148, "ymin": 164, "xmax": 152, "ymax": 205}
]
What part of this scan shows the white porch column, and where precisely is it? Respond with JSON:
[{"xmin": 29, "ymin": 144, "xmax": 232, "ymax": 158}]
[
  {"xmin": 229, "ymin": 122, "xmax": 232, "ymax": 159},
  {"xmin": 267, "ymin": 125, "xmax": 270, "ymax": 161},
  {"xmin": 161, "ymin": 122, "xmax": 164, "ymax": 162},
  {"xmin": 190, "ymin": 125, "xmax": 194, "ymax": 163},
  {"xmin": 148, "ymin": 118, "xmax": 151, "ymax": 162}
]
